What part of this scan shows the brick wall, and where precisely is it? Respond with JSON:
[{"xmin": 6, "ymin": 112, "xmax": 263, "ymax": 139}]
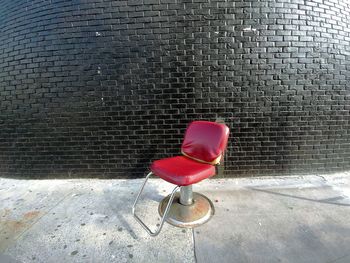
[{"xmin": 0, "ymin": 0, "xmax": 349, "ymax": 178}]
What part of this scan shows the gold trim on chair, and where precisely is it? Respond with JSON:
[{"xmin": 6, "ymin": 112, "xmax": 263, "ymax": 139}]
[{"xmin": 181, "ymin": 151, "xmax": 222, "ymax": 165}]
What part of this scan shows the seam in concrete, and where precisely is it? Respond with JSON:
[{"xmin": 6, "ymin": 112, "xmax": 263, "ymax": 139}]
[
  {"xmin": 326, "ymin": 254, "xmax": 349, "ymax": 263},
  {"xmin": 316, "ymin": 174, "xmax": 327, "ymax": 182},
  {"xmin": 192, "ymin": 228, "xmax": 198, "ymax": 263},
  {"xmin": 3, "ymin": 190, "xmax": 74, "ymax": 252}
]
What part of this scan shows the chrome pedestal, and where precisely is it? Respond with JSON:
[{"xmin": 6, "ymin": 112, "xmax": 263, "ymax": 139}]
[{"xmin": 158, "ymin": 186, "xmax": 214, "ymax": 228}]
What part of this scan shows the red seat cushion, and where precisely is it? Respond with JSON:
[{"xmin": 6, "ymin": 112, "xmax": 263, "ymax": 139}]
[
  {"xmin": 150, "ymin": 156, "xmax": 216, "ymax": 186},
  {"xmin": 181, "ymin": 121, "xmax": 229, "ymax": 164}
]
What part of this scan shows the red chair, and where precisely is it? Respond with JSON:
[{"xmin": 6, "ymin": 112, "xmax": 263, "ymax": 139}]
[{"xmin": 132, "ymin": 121, "xmax": 230, "ymax": 236}]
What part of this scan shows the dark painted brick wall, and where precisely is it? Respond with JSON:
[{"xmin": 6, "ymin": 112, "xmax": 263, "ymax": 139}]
[{"xmin": 0, "ymin": 0, "xmax": 350, "ymax": 178}]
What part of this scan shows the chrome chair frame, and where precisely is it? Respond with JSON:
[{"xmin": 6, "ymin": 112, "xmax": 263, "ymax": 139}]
[{"xmin": 132, "ymin": 172, "xmax": 180, "ymax": 236}]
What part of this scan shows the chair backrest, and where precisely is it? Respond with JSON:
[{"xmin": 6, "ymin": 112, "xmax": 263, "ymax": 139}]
[{"xmin": 181, "ymin": 121, "xmax": 230, "ymax": 165}]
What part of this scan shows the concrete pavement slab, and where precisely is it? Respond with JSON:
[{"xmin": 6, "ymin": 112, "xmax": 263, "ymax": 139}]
[
  {"xmin": 1, "ymin": 173, "xmax": 349, "ymax": 263},
  {"xmin": 194, "ymin": 174, "xmax": 350, "ymax": 263},
  {"xmin": 0, "ymin": 180, "xmax": 76, "ymax": 252},
  {"xmin": 1, "ymin": 179, "xmax": 194, "ymax": 263}
]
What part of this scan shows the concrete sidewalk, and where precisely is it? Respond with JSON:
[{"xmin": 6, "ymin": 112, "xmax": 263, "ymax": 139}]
[{"xmin": 0, "ymin": 173, "xmax": 349, "ymax": 263}]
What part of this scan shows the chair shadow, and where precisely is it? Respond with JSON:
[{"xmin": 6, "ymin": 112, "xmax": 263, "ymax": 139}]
[
  {"xmin": 103, "ymin": 180, "xmax": 169, "ymax": 240},
  {"xmin": 250, "ymin": 187, "xmax": 350, "ymax": 207}
]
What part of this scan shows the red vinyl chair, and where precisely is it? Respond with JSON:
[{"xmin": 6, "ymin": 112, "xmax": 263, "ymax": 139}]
[{"xmin": 132, "ymin": 121, "xmax": 230, "ymax": 236}]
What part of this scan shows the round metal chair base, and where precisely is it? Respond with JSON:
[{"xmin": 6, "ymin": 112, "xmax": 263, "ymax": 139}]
[{"xmin": 158, "ymin": 192, "xmax": 214, "ymax": 228}]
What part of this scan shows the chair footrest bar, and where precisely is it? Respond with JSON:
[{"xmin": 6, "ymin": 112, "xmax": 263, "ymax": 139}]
[{"xmin": 132, "ymin": 172, "xmax": 179, "ymax": 236}]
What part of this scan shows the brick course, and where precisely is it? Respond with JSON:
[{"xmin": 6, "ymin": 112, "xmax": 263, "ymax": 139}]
[{"xmin": 0, "ymin": 0, "xmax": 349, "ymax": 178}]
